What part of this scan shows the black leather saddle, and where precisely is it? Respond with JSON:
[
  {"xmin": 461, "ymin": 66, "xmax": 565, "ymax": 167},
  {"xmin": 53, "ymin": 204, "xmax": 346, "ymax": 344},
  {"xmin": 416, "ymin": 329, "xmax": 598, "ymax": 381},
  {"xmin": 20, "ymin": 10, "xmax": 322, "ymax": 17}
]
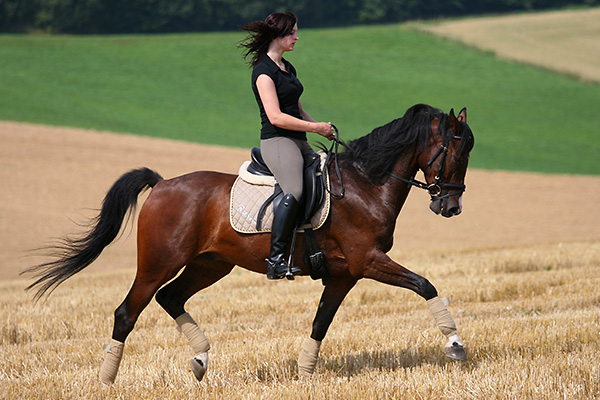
[{"xmin": 247, "ymin": 146, "xmax": 326, "ymax": 231}]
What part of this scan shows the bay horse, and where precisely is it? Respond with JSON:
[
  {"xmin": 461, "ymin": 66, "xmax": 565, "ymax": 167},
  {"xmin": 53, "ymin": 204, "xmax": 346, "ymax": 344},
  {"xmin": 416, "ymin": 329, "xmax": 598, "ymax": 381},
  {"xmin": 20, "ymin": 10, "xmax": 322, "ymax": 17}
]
[{"xmin": 24, "ymin": 103, "xmax": 474, "ymax": 384}]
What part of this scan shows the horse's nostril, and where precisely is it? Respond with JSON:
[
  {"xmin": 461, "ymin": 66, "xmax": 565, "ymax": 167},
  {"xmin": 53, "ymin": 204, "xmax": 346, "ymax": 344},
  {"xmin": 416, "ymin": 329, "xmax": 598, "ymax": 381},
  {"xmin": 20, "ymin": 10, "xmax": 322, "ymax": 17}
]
[{"xmin": 448, "ymin": 207, "xmax": 461, "ymax": 216}]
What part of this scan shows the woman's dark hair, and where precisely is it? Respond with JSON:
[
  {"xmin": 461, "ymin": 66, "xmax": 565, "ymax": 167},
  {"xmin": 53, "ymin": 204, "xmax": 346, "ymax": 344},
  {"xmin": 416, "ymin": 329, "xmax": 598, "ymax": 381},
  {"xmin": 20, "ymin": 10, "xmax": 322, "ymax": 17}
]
[{"xmin": 239, "ymin": 12, "xmax": 298, "ymax": 66}]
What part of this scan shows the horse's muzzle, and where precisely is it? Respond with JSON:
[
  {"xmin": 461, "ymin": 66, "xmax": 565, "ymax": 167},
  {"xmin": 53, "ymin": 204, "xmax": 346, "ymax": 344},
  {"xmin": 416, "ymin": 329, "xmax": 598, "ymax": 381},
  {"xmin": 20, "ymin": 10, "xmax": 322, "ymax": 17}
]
[{"xmin": 430, "ymin": 195, "xmax": 462, "ymax": 217}]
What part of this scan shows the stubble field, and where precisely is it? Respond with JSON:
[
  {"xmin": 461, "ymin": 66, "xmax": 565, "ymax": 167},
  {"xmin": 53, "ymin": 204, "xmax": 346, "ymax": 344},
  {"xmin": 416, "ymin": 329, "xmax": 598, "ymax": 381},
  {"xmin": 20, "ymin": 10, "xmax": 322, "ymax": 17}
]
[
  {"xmin": 416, "ymin": 8, "xmax": 600, "ymax": 83},
  {"xmin": 2, "ymin": 8, "xmax": 600, "ymax": 400}
]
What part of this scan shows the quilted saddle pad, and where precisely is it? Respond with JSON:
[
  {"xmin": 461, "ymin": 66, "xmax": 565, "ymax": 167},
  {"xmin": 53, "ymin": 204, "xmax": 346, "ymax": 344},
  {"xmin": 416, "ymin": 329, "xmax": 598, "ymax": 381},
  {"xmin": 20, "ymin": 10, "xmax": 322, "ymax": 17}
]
[{"xmin": 229, "ymin": 171, "xmax": 331, "ymax": 234}]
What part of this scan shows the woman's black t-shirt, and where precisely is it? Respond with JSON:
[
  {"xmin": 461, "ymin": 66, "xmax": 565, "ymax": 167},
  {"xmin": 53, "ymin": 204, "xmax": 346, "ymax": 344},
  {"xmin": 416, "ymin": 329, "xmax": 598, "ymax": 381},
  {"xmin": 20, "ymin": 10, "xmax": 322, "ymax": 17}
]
[{"xmin": 251, "ymin": 55, "xmax": 307, "ymax": 141}]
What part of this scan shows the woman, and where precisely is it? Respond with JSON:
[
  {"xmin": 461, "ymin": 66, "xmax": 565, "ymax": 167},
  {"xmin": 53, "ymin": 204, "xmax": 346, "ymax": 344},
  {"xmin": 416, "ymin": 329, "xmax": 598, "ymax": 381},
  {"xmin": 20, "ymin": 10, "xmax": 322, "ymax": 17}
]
[{"xmin": 239, "ymin": 12, "xmax": 335, "ymax": 280}]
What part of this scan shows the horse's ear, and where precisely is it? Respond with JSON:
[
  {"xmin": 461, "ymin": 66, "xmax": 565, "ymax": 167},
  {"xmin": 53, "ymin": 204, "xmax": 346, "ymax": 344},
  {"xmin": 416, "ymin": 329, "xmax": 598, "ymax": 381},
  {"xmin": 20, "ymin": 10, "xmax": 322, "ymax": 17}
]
[
  {"xmin": 458, "ymin": 107, "xmax": 467, "ymax": 123},
  {"xmin": 448, "ymin": 108, "xmax": 460, "ymax": 134}
]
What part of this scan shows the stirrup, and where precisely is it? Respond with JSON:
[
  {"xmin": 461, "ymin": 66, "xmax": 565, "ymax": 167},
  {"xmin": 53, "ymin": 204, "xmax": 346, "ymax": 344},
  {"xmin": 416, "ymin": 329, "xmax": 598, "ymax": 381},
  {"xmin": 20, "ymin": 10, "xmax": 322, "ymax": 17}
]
[
  {"xmin": 284, "ymin": 265, "xmax": 302, "ymax": 280},
  {"xmin": 266, "ymin": 259, "xmax": 301, "ymax": 280}
]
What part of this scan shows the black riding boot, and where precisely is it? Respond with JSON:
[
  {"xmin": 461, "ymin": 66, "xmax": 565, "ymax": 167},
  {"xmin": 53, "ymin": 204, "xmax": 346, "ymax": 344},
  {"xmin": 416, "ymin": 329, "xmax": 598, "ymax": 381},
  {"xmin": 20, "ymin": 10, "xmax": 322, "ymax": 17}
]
[{"xmin": 266, "ymin": 193, "xmax": 302, "ymax": 280}]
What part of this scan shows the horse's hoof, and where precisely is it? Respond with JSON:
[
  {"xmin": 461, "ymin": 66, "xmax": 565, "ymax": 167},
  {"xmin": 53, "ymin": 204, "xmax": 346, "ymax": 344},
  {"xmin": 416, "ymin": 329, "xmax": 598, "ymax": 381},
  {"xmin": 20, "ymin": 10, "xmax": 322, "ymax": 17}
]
[
  {"xmin": 190, "ymin": 352, "xmax": 208, "ymax": 381},
  {"xmin": 445, "ymin": 342, "xmax": 468, "ymax": 361}
]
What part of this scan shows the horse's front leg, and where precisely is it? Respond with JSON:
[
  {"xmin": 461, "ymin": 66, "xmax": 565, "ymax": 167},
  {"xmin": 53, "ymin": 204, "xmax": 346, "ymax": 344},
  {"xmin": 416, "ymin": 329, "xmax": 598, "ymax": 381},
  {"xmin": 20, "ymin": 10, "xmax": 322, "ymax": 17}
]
[
  {"xmin": 298, "ymin": 276, "xmax": 357, "ymax": 377},
  {"xmin": 363, "ymin": 250, "xmax": 467, "ymax": 361}
]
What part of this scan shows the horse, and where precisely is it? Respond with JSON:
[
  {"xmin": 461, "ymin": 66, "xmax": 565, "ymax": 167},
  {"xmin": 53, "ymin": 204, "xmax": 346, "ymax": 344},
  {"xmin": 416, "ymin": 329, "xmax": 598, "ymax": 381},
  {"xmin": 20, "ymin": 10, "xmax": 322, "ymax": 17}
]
[{"xmin": 23, "ymin": 103, "xmax": 475, "ymax": 384}]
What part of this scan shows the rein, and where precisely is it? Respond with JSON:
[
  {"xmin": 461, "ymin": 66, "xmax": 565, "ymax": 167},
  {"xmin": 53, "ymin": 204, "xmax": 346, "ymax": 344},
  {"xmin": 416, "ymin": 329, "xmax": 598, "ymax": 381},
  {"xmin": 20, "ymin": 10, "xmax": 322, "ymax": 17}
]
[
  {"xmin": 388, "ymin": 133, "xmax": 466, "ymax": 200},
  {"xmin": 325, "ymin": 125, "xmax": 345, "ymax": 199}
]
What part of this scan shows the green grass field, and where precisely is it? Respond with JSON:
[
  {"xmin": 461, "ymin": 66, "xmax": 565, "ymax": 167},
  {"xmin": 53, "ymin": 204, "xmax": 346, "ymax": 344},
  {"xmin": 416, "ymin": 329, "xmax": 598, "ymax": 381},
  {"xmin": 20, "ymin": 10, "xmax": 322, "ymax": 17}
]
[{"xmin": 1, "ymin": 23, "xmax": 598, "ymax": 175}]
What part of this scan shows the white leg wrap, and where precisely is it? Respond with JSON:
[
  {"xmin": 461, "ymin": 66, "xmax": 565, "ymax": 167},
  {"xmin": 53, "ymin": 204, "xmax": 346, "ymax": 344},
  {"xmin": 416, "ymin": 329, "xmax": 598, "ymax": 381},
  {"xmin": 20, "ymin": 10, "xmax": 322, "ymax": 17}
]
[
  {"xmin": 427, "ymin": 296, "xmax": 458, "ymax": 339},
  {"xmin": 446, "ymin": 333, "xmax": 463, "ymax": 347},
  {"xmin": 176, "ymin": 312, "xmax": 210, "ymax": 354},
  {"xmin": 297, "ymin": 337, "xmax": 322, "ymax": 377},
  {"xmin": 100, "ymin": 339, "xmax": 124, "ymax": 385}
]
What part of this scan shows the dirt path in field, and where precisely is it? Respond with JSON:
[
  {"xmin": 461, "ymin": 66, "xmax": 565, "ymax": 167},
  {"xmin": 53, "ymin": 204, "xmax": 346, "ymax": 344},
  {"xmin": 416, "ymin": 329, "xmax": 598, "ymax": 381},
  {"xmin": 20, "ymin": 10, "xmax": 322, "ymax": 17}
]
[
  {"xmin": 416, "ymin": 8, "xmax": 600, "ymax": 82},
  {"xmin": 1, "ymin": 122, "xmax": 598, "ymax": 281}
]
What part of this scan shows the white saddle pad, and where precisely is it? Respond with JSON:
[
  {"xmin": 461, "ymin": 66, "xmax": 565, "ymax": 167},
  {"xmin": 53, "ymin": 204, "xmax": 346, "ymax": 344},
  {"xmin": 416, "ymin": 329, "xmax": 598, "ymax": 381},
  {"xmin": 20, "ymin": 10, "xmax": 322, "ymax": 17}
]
[{"xmin": 229, "ymin": 161, "xmax": 330, "ymax": 234}]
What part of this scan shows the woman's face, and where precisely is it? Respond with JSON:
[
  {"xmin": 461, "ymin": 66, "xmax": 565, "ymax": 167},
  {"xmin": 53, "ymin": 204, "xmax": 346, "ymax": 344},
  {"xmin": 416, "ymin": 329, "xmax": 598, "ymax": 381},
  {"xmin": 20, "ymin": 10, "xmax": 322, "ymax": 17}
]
[{"xmin": 277, "ymin": 23, "xmax": 299, "ymax": 52}]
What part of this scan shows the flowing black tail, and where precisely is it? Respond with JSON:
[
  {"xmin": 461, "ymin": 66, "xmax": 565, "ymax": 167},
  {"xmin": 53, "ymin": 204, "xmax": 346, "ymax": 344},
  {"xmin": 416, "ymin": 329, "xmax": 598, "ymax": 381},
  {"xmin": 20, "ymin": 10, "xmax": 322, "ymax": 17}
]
[{"xmin": 22, "ymin": 168, "xmax": 164, "ymax": 301}]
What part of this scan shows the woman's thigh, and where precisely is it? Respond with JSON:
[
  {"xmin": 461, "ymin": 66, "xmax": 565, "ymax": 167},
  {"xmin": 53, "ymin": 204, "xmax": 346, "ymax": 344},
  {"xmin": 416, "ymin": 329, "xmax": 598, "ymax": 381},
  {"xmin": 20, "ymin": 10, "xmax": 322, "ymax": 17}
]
[{"xmin": 261, "ymin": 137, "xmax": 310, "ymax": 201}]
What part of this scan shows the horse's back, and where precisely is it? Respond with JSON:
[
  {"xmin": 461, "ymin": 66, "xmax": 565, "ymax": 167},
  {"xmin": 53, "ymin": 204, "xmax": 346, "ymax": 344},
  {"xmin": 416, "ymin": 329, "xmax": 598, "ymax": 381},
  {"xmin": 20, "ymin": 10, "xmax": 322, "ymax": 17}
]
[
  {"xmin": 157, "ymin": 170, "xmax": 236, "ymax": 190},
  {"xmin": 145, "ymin": 170, "xmax": 235, "ymax": 204}
]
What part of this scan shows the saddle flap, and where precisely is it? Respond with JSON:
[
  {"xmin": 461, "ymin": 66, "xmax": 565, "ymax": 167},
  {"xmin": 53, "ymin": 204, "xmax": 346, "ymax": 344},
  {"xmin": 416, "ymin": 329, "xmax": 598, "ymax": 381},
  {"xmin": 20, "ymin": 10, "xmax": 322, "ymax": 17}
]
[{"xmin": 302, "ymin": 153, "xmax": 326, "ymax": 223}]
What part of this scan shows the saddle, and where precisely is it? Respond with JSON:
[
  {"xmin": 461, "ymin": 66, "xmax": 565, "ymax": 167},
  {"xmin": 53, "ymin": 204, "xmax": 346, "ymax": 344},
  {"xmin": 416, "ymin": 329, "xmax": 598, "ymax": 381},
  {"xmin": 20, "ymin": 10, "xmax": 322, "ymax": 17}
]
[
  {"xmin": 230, "ymin": 146, "xmax": 330, "ymax": 284},
  {"xmin": 249, "ymin": 146, "xmax": 326, "ymax": 229}
]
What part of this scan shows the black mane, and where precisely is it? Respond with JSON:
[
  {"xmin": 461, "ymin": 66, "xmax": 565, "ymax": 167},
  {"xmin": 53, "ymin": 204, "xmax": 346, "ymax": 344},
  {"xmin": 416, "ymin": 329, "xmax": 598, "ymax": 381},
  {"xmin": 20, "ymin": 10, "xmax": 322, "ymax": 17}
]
[{"xmin": 340, "ymin": 104, "xmax": 445, "ymax": 183}]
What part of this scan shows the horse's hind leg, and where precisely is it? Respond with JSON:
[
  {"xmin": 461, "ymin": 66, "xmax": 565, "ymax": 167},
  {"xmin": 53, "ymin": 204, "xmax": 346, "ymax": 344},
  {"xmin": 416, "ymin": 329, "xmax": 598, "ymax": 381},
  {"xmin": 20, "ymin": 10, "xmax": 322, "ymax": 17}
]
[
  {"xmin": 155, "ymin": 259, "xmax": 234, "ymax": 381},
  {"xmin": 100, "ymin": 263, "xmax": 183, "ymax": 384}
]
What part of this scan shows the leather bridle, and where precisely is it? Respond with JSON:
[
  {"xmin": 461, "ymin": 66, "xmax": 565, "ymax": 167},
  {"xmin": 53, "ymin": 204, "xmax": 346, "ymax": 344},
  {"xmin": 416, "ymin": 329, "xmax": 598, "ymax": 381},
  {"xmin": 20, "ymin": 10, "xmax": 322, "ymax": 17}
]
[{"xmin": 388, "ymin": 132, "xmax": 466, "ymax": 201}]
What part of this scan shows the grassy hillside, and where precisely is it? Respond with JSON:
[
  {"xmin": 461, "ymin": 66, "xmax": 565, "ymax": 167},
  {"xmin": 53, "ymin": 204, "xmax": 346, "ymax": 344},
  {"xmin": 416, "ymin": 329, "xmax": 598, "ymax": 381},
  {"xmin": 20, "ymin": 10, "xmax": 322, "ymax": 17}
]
[{"xmin": 0, "ymin": 22, "xmax": 598, "ymax": 174}]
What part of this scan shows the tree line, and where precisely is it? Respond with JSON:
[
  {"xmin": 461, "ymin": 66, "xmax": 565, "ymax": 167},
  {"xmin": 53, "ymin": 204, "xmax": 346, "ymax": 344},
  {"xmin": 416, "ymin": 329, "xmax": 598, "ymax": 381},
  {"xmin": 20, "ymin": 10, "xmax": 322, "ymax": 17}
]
[{"xmin": 1, "ymin": 0, "xmax": 598, "ymax": 34}]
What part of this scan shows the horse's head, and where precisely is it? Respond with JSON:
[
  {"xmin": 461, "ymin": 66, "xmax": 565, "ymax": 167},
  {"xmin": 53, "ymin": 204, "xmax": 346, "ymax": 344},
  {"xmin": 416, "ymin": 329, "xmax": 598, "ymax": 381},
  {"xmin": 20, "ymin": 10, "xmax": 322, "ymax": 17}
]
[{"xmin": 418, "ymin": 108, "xmax": 474, "ymax": 217}]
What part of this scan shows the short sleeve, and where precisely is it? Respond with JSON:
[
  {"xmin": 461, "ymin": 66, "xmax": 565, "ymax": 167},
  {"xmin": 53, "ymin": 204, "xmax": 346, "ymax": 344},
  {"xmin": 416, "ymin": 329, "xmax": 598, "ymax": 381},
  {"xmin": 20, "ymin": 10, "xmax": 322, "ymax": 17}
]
[{"xmin": 252, "ymin": 63, "xmax": 275, "ymax": 86}]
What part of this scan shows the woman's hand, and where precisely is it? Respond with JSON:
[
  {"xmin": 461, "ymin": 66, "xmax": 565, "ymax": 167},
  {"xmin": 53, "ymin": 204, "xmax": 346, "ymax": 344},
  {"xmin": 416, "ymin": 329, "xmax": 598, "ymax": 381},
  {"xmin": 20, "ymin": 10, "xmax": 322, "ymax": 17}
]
[{"xmin": 312, "ymin": 122, "xmax": 335, "ymax": 140}]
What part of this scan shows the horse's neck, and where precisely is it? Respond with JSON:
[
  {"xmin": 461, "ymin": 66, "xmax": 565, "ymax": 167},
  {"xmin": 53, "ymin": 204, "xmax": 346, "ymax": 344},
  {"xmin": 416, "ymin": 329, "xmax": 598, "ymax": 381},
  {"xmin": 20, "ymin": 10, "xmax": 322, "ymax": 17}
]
[{"xmin": 384, "ymin": 154, "xmax": 420, "ymax": 216}]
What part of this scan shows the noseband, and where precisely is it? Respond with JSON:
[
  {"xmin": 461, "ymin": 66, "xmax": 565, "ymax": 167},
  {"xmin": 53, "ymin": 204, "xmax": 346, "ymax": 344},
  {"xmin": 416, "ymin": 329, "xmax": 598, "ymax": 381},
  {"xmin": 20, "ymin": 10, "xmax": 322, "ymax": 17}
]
[{"xmin": 388, "ymin": 133, "xmax": 466, "ymax": 201}]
